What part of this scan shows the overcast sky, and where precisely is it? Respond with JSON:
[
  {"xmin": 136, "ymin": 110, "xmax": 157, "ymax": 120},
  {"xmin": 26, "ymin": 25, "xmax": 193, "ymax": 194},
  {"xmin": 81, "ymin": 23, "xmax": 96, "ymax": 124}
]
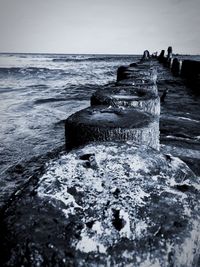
[{"xmin": 0, "ymin": 0, "xmax": 199, "ymax": 54}]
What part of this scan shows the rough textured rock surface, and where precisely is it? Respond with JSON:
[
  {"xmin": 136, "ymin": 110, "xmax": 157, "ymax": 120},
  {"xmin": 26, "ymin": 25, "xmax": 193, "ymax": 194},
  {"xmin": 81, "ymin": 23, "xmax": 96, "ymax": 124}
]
[
  {"xmin": 104, "ymin": 82, "xmax": 158, "ymax": 94},
  {"xmin": 117, "ymin": 66, "xmax": 129, "ymax": 81},
  {"xmin": 117, "ymin": 77, "xmax": 157, "ymax": 86},
  {"xmin": 114, "ymin": 82, "xmax": 158, "ymax": 94},
  {"xmin": 116, "ymin": 60, "xmax": 158, "ymax": 85},
  {"xmin": 65, "ymin": 106, "xmax": 159, "ymax": 150},
  {"xmin": 130, "ymin": 62, "xmax": 153, "ymax": 68},
  {"xmin": 91, "ymin": 87, "xmax": 160, "ymax": 115},
  {"xmin": 0, "ymin": 142, "xmax": 199, "ymax": 267},
  {"xmin": 117, "ymin": 67, "xmax": 157, "ymax": 83},
  {"xmin": 132, "ymin": 61, "xmax": 156, "ymax": 68}
]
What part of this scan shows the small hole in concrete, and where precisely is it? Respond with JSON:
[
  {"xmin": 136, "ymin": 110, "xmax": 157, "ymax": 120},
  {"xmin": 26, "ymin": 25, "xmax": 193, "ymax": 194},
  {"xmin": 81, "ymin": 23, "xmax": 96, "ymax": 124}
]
[
  {"xmin": 112, "ymin": 209, "xmax": 125, "ymax": 231},
  {"xmin": 79, "ymin": 153, "xmax": 95, "ymax": 161},
  {"xmin": 86, "ymin": 221, "xmax": 95, "ymax": 229},
  {"xmin": 113, "ymin": 188, "xmax": 120, "ymax": 198},
  {"xmin": 165, "ymin": 154, "xmax": 172, "ymax": 162},
  {"xmin": 176, "ymin": 184, "xmax": 189, "ymax": 192},
  {"xmin": 82, "ymin": 161, "xmax": 91, "ymax": 168}
]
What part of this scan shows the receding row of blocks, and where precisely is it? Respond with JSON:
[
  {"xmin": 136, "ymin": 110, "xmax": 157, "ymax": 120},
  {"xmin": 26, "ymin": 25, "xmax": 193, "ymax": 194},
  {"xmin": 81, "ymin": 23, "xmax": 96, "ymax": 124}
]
[
  {"xmin": 65, "ymin": 56, "xmax": 160, "ymax": 150},
  {"xmin": 61, "ymin": 53, "xmax": 199, "ymax": 265},
  {"xmin": 158, "ymin": 47, "xmax": 200, "ymax": 87},
  {"xmin": 1, "ymin": 52, "xmax": 199, "ymax": 267}
]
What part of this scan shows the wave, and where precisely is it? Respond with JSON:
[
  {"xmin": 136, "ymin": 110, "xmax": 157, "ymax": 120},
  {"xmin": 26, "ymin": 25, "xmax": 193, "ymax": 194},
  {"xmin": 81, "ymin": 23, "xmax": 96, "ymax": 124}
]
[
  {"xmin": 52, "ymin": 55, "xmax": 137, "ymax": 63},
  {"xmin": 34, "ymin": 98, "xmax": 69, "ymax": 105},
  {"xmin": 33, "ymin": 86, "xmax": 95, "ymax": 105},
  {"xmin": 62, "ymin": 83, "xmax": 102, "ymax": 90},
  {"xmin": 0, "ymin": 87, "xmax": 27, "ymax": 94},
  {"xmin": 0, "ymin": 67, "xmax": 63, "ymax": 75},
  {"xmin": 54, "ymin": 119, "xmax": 66, "ymax": 126},
  {"xmin": 27, "ymin": 84, "xmax": 49, "ymax": 89},
  {"xmin": 0, "ymin": 84, "xmax": 51, "ymax": 94},
  {"xmin": 34, "ymin": 93, "xmax": 91, "ymax": 105}
]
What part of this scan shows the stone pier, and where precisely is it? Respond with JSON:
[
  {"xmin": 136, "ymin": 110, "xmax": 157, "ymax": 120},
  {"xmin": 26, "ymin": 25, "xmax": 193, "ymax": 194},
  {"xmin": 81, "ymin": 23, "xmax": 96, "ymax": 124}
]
[{"xmin": 0, "ymin": 49, "xmax": 199, "ymax": 267}]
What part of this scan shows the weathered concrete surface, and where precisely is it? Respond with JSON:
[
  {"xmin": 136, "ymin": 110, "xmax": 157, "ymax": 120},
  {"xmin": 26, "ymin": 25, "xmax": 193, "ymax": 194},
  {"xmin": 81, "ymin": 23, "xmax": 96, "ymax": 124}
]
[
  {"xmin": 117, "ymin": 67, "xmax": 157, "ymax": 83},
  {"xmin": 130, "ymin": 62, "xmax": 153, "ymax": 68},
  {"xmin": 133, "ymin": 61, "xmax": 156, "ymax": 67},
  {"xmin": 65, "ymin": 106, "xmax": 159, "ymax": 150},
  {"xmin": 116, "ymin": 60, "xmax": 158, "ymax": 91},
  {"xmin": 91, "ymin": 87, "xmax": 160, "ymax": 115},
  {"xmin": 0, "ymin": 142, "xmax": 199, "ymax": 267},
  {"xmin": 114, "ymin": 81, "xmax": 158, "ymax": 94},
  {"xmin": 117, "ymin": 66, "xmax": 129, "ymax": 82},
  {"xmin": 116, "ymin": 60, "xmax": 158, "ymax": 86},
  {"xmin": 117, "ymin": 77, "xmax": 157, "ymax": 86},
  {"xmin": 104, "ymin": 82, "xmax": 158, "ymax": 94},
  {"xmin": 117, "ymin": 64, "xmax": 155, "ymax": 82},
  {"xmin": 0, "ymin": 51, "xmax": 199, "ymax": 267}
]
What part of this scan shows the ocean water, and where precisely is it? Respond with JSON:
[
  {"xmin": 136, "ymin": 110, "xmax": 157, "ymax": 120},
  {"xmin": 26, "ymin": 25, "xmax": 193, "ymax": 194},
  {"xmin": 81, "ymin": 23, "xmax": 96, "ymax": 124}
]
[
  {"xmin": 1, "ymin": 53, "xmax": 200, "ymax": 266},
  {"xmin": 0, "ymin": 53, "xmax": 140, "ymax": 174},
  {"xmin": 1, "ymin": 53, "xmax": 200, "ymax": 206}
]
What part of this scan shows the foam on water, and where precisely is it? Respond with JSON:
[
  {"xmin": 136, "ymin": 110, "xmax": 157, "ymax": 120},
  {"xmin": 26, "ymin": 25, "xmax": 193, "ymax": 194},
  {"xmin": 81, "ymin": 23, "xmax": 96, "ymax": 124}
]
[{"xmin": 0, "ymin": 53, "xmax": 139, "ymax": 174}]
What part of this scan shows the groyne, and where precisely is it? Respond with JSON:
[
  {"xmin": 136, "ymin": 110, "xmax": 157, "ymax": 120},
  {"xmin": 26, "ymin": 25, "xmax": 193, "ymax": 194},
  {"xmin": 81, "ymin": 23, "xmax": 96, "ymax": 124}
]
[
  {"xmin": 158, "ymin": 47, "xmax": 200, "ymax": 92},
  {"xmin": 156, "ymin": 47, "xmax": 200, "ymax": 175},
  {"xmin": 0, "ymin": 48, "xmax": 200, "ymax": 267},
  {"xmin": 65, "ymin": 53, "xmax": 160, "ymax": 150}
]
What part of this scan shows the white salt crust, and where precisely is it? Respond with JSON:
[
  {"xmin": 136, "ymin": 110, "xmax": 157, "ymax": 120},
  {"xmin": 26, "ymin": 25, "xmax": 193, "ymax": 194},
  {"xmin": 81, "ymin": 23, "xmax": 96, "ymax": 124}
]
[{"xmin": 37, "ymin": 142, "xmax": 200, "ymax": 266}]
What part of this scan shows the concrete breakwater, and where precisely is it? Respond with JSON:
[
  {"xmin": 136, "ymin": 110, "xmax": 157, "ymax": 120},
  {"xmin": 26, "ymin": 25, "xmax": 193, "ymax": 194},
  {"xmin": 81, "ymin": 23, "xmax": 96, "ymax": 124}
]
[
  {"xmin": 157, "ymin": 47, "xmax": 200, "ymax": 175},
  {"xmin": 0, "ymin": 49, "xmax": 200, "ymax": 267},
  {"xmin": 158, "ymin": 47, "xmax": 200, "ymax": 92},
  {"xmin": 65, "ymin": 106, "xmax": 160, "ymax": 150},
  {"xmin": 65, "ymin": 55, "xmax": 160, "ymax": 150}
]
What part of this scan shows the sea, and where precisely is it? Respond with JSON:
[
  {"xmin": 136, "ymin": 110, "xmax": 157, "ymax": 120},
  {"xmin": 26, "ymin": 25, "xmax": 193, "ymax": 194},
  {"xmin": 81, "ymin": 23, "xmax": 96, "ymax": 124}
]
[
  {"xmin": 0, "ymin": 53, "xmax": 200, "ymax": 206},
  {"xmin": 0, "ymin": 53, "xmax": 141, "ymax": 174}
]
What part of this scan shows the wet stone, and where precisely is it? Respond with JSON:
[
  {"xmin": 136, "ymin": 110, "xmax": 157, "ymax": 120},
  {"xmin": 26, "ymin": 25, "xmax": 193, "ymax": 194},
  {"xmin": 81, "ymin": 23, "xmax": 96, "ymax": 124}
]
[
  {"xmin": 91, "ymin": 87, "xmax": 160, "ymax": 115},
  {"xmin": 117, "ymin": 67, "xmax": 157, "ymax": 84},
  {"xmin": 65, "ymin": 106, "xmax": 160, "ymax": 150},
  {"xmin": 117, "ymin": 77, "xmax": 157, "ymax": 86},
  {"xmin": 171, "ymin": 58, "xmax": 181, "ymax": 76},
  {"xmin": 0, "ymin": 142, "xmax": 199, "ymax": 267}
]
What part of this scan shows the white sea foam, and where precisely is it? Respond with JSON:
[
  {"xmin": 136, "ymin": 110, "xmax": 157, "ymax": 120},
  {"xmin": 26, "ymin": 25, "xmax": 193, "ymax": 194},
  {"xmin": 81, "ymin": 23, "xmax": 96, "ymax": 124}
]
[{"xmin": 177, "ymin": 116, "xmax": 199, "ymax": 123}]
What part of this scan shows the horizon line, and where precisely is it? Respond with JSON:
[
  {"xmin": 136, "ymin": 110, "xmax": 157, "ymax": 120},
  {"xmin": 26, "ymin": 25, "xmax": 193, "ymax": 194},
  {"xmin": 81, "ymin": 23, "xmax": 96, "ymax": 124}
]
[
  {"xmin": 0, "ymin": 51, "xmax": 200, "ymax": 56},
  {"xmin": 0, "ymin": 51, "xmax": 142, "ymax": 56}
]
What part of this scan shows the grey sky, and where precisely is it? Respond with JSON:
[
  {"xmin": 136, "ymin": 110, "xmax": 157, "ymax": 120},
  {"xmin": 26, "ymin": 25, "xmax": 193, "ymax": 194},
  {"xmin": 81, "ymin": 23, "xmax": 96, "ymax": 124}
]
[{"xmin": 0, "ymin": 0, "xmax": 199, "ymax": 54}]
